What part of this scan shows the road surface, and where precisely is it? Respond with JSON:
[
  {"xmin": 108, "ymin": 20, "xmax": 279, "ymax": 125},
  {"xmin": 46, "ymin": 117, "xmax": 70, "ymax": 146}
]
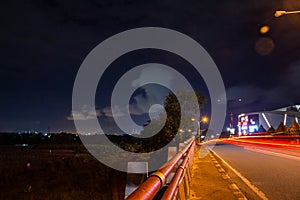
[{"xmin": 211, "ymin": 142, "xmax": 300, "ymax": 200}]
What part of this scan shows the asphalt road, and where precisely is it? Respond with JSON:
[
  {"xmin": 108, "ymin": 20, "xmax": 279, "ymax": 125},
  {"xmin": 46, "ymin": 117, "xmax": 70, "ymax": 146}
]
[{"xmin": 211, "ymin": 143, "xmax": 300, "ymax": 200}]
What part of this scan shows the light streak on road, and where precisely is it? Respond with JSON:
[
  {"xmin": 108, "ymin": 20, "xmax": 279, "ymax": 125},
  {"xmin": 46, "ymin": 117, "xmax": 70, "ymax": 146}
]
[
  {"xmin": 244, "ymin": 147, "xmax": 300, "ymax": 162},
  {"xmin": 219, "ymin": 137, "xmax": 300, "ymax": 149}
]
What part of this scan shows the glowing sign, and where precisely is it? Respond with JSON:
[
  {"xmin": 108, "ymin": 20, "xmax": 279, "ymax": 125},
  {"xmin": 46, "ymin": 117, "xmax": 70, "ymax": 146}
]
[
  {"xmin": 248, "ymin": 114, "xmax": 259, "ymax": 133},
  {"xmin": 240, "ymin": 116, "xmax": 248, "ymax": 130},
  {"xmin": 238, "ymin": 114, "xmax": 259, "ymax": 134}
]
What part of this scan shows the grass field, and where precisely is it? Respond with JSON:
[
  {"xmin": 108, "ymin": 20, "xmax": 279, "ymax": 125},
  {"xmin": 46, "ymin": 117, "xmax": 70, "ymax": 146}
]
[{"xmin": 0, "ymin": 145, "xmax": 126, "ymax": 200}]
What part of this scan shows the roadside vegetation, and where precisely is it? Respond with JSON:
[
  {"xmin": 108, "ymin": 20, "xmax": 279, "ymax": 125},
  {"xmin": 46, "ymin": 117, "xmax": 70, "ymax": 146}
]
[{"xmin": 0, "ymin": 91, "xmax": 206, "ymax": 199}]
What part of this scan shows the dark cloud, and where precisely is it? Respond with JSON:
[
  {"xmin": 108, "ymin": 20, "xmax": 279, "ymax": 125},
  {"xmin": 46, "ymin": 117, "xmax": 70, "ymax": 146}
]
[
  {"xmin": 227, "ymin": 59, "xmax": 300, "ymax": 113},
  {"xmin": 1, "ymin": 0, "xmax": 300, "ymax": 132}
]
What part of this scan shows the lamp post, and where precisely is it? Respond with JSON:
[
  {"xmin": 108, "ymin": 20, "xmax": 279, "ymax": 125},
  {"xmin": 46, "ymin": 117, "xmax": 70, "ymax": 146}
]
[
  {"xmin": 259, "ymin": 10, "xmax": 300, "ymax": 35},
  {"xmin": 192, "ymin": 116, "xmax": 208, "ymax": 143},
  {"xmin": 195, "ymin": 119, "xmax": 201, "ymax": 143},
  {"xmin": 274, "ymin": 10, "xmax": 300, "ymax": 17}
]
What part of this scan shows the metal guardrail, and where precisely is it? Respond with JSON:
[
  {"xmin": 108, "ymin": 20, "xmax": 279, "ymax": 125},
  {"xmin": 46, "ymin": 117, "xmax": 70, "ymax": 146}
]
[
  {"xmin": 161, "ymin": 141, "xmax": 194, "ymax": 199},
  {"xmin": 126, "ymin": 138, "xmax": 195, "ymax": 200}
]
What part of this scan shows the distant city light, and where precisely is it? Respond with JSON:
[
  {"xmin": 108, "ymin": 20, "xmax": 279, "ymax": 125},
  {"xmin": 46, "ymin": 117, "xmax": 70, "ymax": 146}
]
[
  {"xmin": 227, "ymin": 128, "xmax": 235, "ymax": 134},
  {"xmin": 238, "ymin": 113, "xmax": 245, "ymax": 118}
]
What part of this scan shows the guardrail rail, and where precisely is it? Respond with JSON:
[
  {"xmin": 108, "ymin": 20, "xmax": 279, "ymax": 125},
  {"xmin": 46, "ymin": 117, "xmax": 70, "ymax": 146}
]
[{"xmin": 126, "ymin": 137, "xmax": 195, "ymax": 200}]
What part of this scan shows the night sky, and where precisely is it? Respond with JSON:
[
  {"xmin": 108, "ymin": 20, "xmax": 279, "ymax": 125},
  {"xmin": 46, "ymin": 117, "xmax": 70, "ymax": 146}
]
[{"xmin": 1, "ymin": 0, "xmax": 300, "ymax": 133}]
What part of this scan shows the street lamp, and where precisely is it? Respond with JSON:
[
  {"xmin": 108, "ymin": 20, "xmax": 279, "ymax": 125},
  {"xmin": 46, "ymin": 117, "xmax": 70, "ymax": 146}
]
[
  {"xmin": 274, "ymin": 10, "xmax": 300, "ymax": 18},
  {"xmin": 192, "ymin": 116, "xmax": 209, "ymax": 143},
  {"xmin": 259, "ymin": 10, "xmax": 300, "ymax": 35}
]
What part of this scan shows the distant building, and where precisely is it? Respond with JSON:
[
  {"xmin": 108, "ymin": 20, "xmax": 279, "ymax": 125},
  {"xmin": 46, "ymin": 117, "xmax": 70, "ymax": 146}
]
[{"xmin": 237, "ymin": 105, "xmax": 300, "ymax": 135}]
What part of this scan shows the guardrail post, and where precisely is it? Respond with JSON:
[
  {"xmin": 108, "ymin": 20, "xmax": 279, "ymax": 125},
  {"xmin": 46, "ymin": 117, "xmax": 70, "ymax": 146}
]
[
  {"xmin": 179, "ymin": 143, "xmax": 185, "ymax": 151},
  {"xmin": 126, "ymin": 138, "xmax": 195, "ymax": 200},
  {"xmin": 161, "ymin": 140, "xmax": 195, "ymax": 200},
  {"xmin": 167, "ymin": 147, "xmax": 177, "ymax": 184},
  {"xmin": 124, "ymin": 162, "xmax": 148, "ymax": 198}
]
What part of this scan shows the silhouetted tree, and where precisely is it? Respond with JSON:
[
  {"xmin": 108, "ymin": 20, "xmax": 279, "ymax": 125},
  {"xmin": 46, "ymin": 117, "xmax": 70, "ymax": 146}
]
[
  {"xmin": 276, "ymin": 121, "xmax": 287, "ymax": 133},
  {"xmin": 267, "ymin": 126, "xmax": 276, "ymax": 134},
  {"xmin": 288, "ymin": 119, "xmax": 300, "ymax": 134},
  {"xmin": 140, "ymin": 91, "xmax": 207, "ymax": 151}
]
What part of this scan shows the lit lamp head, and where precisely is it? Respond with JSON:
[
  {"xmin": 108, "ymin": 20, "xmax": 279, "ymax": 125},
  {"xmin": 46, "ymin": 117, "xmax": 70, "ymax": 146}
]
[
  {"xmin": 274, "ymin": 11, "xmax": 286, "ymax": 17},
  {"xmin": 201, "ymin": 116, "xmax": 209, "ymax": 123},
  {"xmin": 260, "ymin": 26, "xmax": 270, "ymax": 34}
]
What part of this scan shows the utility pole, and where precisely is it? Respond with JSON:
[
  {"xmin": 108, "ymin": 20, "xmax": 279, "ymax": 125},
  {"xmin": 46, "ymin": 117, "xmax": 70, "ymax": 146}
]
[{"xmin": 230, "ymin": 112, "xmax": 233, "ymax": 129}]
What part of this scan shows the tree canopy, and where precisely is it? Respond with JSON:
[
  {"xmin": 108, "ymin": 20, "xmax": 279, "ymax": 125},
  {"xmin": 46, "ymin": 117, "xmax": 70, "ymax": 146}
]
[
  {"xmin": 140, "ymin": 90, "xmax": 207, "ymax": 151},
  {"xmin": 107, "ymin": 90, "xmax": 207, "ymax": 153}
]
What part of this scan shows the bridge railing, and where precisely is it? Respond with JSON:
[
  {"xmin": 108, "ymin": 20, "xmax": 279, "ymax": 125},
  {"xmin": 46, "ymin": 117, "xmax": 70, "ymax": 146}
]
[{"xmin": 125, "ymin": 137, "xmax": 195, "ymax": 200}]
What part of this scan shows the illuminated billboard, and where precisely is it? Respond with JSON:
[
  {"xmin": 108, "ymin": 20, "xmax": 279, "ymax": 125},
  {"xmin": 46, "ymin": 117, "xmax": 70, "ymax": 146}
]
[
  {"xmin": 248, "ymin": 114, "xmax": 259, "ymax": 133},
  {"xmin": 238, "ymin": 114, "xmax": 259, "ymax": 135}
]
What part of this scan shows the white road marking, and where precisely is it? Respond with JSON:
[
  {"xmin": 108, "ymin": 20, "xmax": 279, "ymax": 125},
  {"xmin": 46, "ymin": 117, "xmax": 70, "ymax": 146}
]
[{"xmin": 210, "ymin": 149, "xmax": 269, "ymax": 200}]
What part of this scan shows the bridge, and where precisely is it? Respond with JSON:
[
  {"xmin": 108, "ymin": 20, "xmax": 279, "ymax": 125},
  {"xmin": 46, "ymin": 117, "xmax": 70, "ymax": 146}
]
[{"xmin": 125, "ymin": 136, "xmax": 300, "ymax": 200}]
